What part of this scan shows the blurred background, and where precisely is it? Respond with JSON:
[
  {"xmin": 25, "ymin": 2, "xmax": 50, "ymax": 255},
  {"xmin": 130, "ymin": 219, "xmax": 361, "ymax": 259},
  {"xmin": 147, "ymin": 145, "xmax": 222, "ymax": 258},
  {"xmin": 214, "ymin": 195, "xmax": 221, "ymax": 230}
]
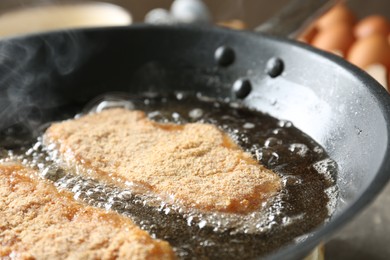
[
  {"xmin": 0, "ymin": 0, "xmax": 388, "ymax": 259},
  {"xmin": 0, "ymin": 0, "xmax": 389, "ymax": 28}
]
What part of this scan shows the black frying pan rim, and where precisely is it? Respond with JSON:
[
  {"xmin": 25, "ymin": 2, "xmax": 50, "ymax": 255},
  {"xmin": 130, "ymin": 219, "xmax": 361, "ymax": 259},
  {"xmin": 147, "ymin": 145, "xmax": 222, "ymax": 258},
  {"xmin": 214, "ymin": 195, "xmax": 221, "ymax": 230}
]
[
  {"xmin": 2, "ymin": 24, "xmax": 390, "ymax": 259},
  {"xmin": 249, "ymin": 29, "xmax": 390, "ymax": 259},
  {"xmin": 238, "ymin": 27, "xmax": 390, "ymax": 259}
]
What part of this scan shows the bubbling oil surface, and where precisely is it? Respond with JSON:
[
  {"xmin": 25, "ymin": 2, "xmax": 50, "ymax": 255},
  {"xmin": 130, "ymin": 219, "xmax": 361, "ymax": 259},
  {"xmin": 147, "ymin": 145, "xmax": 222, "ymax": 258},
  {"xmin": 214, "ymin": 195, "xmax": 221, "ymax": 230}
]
[{"xmin": 0, "ymin": 94, "xmax": 338, "ymax": 259}]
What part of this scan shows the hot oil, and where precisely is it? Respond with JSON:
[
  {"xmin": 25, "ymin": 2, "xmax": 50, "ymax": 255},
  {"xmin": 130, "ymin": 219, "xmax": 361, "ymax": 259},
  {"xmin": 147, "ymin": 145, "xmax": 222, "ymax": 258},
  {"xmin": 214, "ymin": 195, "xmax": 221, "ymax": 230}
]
[{"xmin": 0, "ymin": 94, "xmax": 338, "ymax": 259}]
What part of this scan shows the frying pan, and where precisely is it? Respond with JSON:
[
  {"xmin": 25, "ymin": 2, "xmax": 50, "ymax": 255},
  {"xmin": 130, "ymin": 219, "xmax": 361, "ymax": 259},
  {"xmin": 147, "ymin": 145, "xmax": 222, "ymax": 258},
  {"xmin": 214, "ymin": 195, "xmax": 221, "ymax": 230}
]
[{"xmin": 0, "ymin": 0, "xmax": 390, "ymax": 259}]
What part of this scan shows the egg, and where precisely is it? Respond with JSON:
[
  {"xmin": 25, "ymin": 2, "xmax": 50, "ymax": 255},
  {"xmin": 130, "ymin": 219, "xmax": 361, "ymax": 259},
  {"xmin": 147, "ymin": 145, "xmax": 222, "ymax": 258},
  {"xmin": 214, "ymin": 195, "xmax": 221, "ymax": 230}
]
[
  {"xmin": 387, "ymin": 64, "xmax": 390, "ymax": 88},
  {"xmin": 170, "ymin": 0, "xmax": 211, "ymax": 24},
  {"xmin": 364, "ymin": 63, "xmax": 388, "ymax": 90},
  {"xmin": 316, "ymin": 4, "xmax": 355, "ymax": 30},
  {"xmin": 217, "ymin": 19, "xmax": 247, "ymax": 30},
  {"xmin": 145, "ymin": 8, "xmax": 175, "ymax": 24},
  {"xmin": 347, "ymin": 34, "xmax": 390, "ymax": 69},
  {"xmin": 298, "ymin": 26, "xmax": 318, "ymax": 44},
  {"xmin": 311, "ymin": 23, "xmax": 355, "ymax": 56},
  {"xmin": 354, "ymin": 15, "xmax": 390, "ymax": 39}
]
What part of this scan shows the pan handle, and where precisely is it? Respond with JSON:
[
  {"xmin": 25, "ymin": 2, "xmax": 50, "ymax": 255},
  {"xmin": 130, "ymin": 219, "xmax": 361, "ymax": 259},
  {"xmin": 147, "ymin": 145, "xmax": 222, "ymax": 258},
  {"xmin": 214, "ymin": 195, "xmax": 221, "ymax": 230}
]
[{"xmin": 255, "ymin": 0, "xmax": 341, "ymax": 38}]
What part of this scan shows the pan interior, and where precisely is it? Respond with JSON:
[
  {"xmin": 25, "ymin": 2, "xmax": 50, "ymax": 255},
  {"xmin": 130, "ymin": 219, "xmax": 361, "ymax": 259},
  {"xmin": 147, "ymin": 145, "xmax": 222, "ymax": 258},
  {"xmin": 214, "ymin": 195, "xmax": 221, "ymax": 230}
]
[{"xmin": 2, "ymin": 94, "xmax": 337, "ymax": 259}]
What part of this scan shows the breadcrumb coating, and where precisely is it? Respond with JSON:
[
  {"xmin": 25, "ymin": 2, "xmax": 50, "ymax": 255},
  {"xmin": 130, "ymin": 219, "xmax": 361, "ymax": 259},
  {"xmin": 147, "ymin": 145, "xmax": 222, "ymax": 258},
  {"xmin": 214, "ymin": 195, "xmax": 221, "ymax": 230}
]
[
  {"xmin": 0, "ymin": 164, "xmax": 175, "ymax": 260},
  {"xmin": 45, "ymin": 108, "xmax": 281, "ymax": 214}
]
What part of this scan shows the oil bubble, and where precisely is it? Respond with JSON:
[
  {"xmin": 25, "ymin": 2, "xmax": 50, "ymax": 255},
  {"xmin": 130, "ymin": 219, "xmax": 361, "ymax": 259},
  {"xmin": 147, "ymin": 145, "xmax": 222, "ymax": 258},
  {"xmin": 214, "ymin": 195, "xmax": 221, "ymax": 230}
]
[
  {"xmin": 264, "ymin": 137, "xmax": 283, "ymax": 147},
  {"xmin": 278, "ymin": 120, "xmax": 293, "ymax": 128},
  {"xmin": 94, "ymin": 100, "xmax": 134, "ymax": 113},
  {"xmin": 189, "ymin": 108, "xmax": 203, "ymax": 119},
  {"xmin": 243, "ymin": 122, "xmax": 255, "ymax": 129},
  {"xmin": 272, "ymin": 128, "xmax": 287, "ymax": 136},
  {"xmin": 289, "ymin": 143, "xmax": 309, "ymax": 157},
  {"xmin": 172, "ymin": 112, "xmax": 182, "ymax": 121},
  {"xmin": 312, "ymin": 158, "xmax": 337, "ymax": 183}
]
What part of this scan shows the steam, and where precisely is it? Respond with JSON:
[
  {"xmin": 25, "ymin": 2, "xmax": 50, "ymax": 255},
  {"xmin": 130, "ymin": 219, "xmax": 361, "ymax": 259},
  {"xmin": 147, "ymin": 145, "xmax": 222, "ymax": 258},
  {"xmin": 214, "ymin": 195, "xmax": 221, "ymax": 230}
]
[
  {"xmin": 44, "ymin": 31, "xmax": 85, "ymax": 75},
  {"xmin": 0, "ymin": 30, "xmax": 89, "ymax": 137}
]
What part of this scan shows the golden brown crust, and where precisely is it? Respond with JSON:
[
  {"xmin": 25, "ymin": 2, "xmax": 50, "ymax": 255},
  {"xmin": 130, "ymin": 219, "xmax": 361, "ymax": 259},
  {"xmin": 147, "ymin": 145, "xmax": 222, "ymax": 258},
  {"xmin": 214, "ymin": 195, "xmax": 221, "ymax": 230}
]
[
  {"xmin": 0, "ymin": 164, "xmax": 175, "ymax": 260},
  {"xmin": 45, "ymin": 108, "xmax": 281, "ymax": 214}
]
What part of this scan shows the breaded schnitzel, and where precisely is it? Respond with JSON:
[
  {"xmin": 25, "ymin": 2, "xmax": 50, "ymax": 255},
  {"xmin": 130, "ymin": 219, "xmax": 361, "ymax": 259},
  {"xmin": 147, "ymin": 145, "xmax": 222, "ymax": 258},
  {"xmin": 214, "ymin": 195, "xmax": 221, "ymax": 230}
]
[
  {"xmin": 44, "ymin": 108, "xmax": 281, "ymax": 214},
  {"xmin": 0, "ymin": 164, "xmax": 175, "ymax": 260}
]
